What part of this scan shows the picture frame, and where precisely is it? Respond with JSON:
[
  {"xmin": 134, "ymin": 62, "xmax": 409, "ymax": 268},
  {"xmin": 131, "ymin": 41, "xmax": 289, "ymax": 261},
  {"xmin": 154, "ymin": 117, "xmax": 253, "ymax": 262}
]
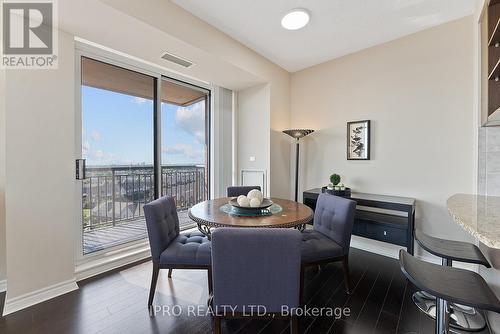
[{"xmin": 347, "ymin": 120, "xmax": 370, "ymax": 160}]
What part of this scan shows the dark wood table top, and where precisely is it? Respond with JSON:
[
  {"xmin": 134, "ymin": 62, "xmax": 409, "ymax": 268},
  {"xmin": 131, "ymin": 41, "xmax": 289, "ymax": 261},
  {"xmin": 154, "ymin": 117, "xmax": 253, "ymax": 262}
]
[
  {"xmin": 304, "ymin": 188, "xmax": 416, "ymax": 211},
  {"xmin": 188, "ymin": 197, "xmax": 314, "ymax": 228}
]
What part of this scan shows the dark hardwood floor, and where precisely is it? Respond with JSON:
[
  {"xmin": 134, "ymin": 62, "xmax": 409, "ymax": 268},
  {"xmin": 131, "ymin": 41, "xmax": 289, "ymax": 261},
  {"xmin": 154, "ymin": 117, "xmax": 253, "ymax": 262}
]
[{"xmin": 0, "ymin": 248, "xmax": 491, "ymax": 333}]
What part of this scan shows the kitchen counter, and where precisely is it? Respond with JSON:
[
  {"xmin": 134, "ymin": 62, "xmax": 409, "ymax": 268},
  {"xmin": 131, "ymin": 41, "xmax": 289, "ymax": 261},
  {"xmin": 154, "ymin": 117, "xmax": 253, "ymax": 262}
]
[{"xmin": 447, "ymin": 194, "xmax": 500, "ymax": 249}]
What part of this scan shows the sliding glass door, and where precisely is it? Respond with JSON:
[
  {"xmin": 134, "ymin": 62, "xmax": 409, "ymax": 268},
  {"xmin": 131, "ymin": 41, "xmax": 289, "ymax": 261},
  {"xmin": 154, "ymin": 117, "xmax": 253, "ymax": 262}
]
[
  {"xmin": 160, "ymin": 78, "xmax": 209, "ymax": 230},
  {"xmin": 80, "ymin": 56, "xmax": 210, "ymax": 255}
]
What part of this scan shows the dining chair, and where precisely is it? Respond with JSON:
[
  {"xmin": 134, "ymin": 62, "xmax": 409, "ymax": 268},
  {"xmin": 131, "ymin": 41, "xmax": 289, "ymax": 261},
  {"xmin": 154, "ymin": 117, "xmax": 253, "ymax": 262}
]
[
  {"xmin": 226, "ymin": 186, "xmax": 261, "ymax": 197},
  {"xmin": 300, "ymin": 193, "xmax": 356, "ymax": 296},
  {"xmin": 144, "ymin": 196, "xmax": 212, "ymax": 309},
  {"xmin": 211, "ymin": 228, "xmax": 301, "ymax": 334}
]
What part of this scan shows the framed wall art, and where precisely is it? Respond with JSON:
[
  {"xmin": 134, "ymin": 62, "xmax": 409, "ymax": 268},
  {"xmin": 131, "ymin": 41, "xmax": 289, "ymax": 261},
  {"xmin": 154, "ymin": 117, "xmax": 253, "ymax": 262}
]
[{"xmin": 347, "ymin": 120, "xmax": 370, "ymax": 160}]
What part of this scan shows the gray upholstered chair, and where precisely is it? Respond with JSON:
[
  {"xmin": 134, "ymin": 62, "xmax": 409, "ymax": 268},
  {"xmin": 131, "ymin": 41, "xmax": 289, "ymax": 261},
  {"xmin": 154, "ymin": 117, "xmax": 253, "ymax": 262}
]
[
  {"xmin": 301, "ymin": 193, "xmax": 356, "ymax": 294},
  {"xmin": 226, "ymin": 186, "xmax": 261, "ymax": 197},
  {"xmin": 144, "ymin": 196, "xmax": 212, "ymax": 309},
  {"xmin": 211, "ymin": 228, "xmax": 301, "ymax": 334}
]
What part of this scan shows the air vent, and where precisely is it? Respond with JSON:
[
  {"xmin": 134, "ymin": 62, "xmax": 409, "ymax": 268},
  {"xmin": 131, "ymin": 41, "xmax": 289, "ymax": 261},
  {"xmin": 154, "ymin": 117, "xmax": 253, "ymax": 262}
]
[{"xmin": 161, "ymin": 52, "xmax": 194, "ymax": 68}]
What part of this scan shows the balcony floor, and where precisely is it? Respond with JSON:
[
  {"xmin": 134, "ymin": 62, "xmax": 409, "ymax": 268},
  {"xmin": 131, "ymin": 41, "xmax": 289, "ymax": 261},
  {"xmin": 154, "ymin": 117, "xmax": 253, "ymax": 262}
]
[{"xmin": 83, "ymin": 210, "xmax": 194, "ymax": 254}]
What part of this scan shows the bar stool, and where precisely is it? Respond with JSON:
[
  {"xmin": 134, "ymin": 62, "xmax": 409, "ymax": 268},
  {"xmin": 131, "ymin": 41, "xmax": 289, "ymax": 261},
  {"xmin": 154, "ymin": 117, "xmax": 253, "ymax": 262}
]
[
  {"xmin": 400, "ymin": 249, "xmax": 500, "ymax": 334},
  {"xmin": 413, "ymin": 230, "xmax": 491, "ymax": 331}
]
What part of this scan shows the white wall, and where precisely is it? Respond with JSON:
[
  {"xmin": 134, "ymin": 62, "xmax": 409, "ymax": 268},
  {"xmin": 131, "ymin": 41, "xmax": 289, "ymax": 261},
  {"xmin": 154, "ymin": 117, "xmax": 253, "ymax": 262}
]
[
  {"xmin": 269, "ymin": 76, "xmax": 292, "ymax": 199},
  {"xmin": 290, "ymin": 16, "xmax": 476, "ymax": 255},
  {"xmin": 0, "ymin": 0, "xmax": 5, "ymax": 285},
  {"xmin": 212, "ymin": 87, "xmax": 234, "ymax": 197},
  {"xmin": 236, "ymin": 84, "xmax": 271, "ymax": 194},
  {"xmin": 5, "ymin": 32, "xmax": 78, "ymax": 310},
  {"xmin": 0, "ymin": 65, "xmax": 6, "ymax": 288},
  {"xmin": 4, "ymin": 30, "xmax": 77, "ymax": 308}
]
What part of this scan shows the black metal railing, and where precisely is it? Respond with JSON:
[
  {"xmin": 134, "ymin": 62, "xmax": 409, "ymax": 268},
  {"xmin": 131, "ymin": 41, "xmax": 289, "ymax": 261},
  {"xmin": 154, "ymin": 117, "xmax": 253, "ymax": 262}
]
[{"xmin": 82, "ymin": 165, "xmax": 207, "ymax": 231}]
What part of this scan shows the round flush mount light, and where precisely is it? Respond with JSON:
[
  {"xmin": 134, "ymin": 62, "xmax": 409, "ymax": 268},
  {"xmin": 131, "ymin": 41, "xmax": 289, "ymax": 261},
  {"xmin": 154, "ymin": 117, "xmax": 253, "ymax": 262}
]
[{"xmin": 281, "ymin": 9, "xmax": 310, "ymax": 30}]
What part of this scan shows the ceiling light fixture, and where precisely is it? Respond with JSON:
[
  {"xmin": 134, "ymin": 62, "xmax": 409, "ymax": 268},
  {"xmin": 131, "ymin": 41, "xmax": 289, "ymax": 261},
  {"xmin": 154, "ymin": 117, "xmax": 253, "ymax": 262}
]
[{"xmin": 281, "ymin": 9, "xmax": 310, "ymax": 30}]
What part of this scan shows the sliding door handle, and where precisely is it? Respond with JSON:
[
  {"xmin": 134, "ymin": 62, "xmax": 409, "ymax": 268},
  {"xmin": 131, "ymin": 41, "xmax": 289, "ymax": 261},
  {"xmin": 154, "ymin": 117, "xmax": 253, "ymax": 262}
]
[{"xmin": 76, "ymin": 159, "xmax": 86, "ymax": 180}]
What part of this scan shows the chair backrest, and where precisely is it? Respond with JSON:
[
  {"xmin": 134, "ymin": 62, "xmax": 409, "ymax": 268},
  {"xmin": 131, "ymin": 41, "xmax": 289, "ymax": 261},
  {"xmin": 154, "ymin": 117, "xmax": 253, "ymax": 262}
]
[
  {"xmin": 226, "ymin": 186, "xmax": 261, "ymax": 197},
  {"xmin": 313, "ymin": 193, "xmax": 356, "ymax": 253},
  {"xmin": 143, "ymin": 196, "xmax": 180, "ymax": 264},
  {"xmin": 211, "ymin": 228, "xmax": 301, "ymax": 313}
]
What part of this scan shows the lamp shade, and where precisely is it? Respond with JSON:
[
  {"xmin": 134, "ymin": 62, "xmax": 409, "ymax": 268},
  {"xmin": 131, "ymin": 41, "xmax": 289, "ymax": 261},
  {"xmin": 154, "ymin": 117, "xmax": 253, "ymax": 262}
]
[{"xmin": 283, "ymin": 129, "xmax": 314, "ymax": 139}]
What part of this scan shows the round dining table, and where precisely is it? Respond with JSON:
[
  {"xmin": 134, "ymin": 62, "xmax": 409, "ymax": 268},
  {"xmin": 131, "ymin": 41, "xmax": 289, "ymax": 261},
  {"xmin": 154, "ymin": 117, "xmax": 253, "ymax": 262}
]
[{"xmin": 188, "ymin": 197, "xmax": 314, "ymax": 239}]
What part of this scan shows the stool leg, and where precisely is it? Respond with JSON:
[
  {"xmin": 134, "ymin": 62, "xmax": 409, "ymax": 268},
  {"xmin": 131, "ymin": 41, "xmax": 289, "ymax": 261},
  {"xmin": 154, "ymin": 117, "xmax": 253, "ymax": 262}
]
[
  {"xmin": 441, "ymin": 258, "xmax": 451, "ymax": 331},
  {"xmin": 435, "ymin": 297, "xmax": 449, "ymax": 334}
]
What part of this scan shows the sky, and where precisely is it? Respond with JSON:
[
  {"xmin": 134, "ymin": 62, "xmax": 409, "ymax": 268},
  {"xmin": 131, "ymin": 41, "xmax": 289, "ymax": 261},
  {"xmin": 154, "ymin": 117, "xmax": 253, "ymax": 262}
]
[{"xmin": 82, "ymin": 86, "xmax": 206, "ymax": 166}]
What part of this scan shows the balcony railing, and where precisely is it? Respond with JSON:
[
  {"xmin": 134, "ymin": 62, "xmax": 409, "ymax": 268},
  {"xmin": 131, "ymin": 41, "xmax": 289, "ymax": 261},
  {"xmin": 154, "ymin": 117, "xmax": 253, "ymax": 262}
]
[{"xmin": 82, "ymin": 165, "xmax": 207, "ymax": 232}]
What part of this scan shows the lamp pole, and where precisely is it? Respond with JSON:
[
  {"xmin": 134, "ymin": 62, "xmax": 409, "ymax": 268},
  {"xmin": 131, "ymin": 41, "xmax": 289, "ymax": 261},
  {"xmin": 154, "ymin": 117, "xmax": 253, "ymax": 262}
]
[
  {"xmin": 294, "ymin": 138, "xmax": 300, "ymax": 202},
  {"xmin": 282, "ymin": 129, "xmax": 314, "ymax": 202}
]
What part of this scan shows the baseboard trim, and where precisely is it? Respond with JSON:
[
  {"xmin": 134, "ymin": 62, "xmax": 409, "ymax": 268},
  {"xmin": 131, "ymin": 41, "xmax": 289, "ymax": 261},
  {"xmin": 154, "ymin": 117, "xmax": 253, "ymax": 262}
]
[
  {"xmin": 0, "ymin": 279, "xmax": 6, "ymax": 292},
  {"xmin": 2, "ymin": 244, "xmax": 152, "ymax": 315},
  {"xmin": 2, "ymin": 279, "xmax": 78, "ymax": 316},
  {"xmin": 75, "ymin": 244, "xmax": 151, "ymax": 281},
  {"xmin": 350, "ymin": 235, "xmax": 478, "ymax": 272},
  {"xmin": 350, "ymin": 235, "xmax": 403, "ymax": 259}
]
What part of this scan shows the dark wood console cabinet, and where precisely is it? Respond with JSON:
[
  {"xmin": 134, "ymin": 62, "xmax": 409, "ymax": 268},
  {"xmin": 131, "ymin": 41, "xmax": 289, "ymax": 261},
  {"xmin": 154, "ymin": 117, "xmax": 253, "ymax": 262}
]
[{"xmin": 303, "ymin": 188, "xmax": 416, "ymax": 255}]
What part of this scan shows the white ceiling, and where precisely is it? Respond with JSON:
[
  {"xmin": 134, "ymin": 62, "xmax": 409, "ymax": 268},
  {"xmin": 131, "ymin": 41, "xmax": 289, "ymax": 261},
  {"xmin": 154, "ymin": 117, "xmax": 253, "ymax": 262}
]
[{"xmin": 172, "ymin": 0, "xmax": 478, "ymax": 72}]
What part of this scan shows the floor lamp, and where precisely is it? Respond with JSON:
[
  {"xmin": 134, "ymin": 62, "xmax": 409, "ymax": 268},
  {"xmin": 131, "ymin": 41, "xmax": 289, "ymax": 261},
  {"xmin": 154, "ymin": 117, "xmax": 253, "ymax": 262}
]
[{"xmin": 283, "ymin": 129, "xmax": 314, "ymax": 202}]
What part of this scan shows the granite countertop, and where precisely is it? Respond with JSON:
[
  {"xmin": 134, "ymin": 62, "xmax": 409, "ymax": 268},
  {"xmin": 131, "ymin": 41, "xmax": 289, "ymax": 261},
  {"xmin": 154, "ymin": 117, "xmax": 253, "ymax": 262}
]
[{"xmin": 447, "ymin": 194, "xmax": 500, "ymax": 249}]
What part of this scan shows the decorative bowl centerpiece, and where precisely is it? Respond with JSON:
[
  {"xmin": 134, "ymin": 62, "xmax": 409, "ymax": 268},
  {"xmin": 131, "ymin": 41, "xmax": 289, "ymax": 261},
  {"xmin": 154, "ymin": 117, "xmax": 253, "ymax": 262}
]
[
  {"xmin": 228, "ymin": 189, "xmax": 273, "ymax": 211},
  {"xmin": 229, "ymin": 197, "xmax": 273, "ymax": 210}
]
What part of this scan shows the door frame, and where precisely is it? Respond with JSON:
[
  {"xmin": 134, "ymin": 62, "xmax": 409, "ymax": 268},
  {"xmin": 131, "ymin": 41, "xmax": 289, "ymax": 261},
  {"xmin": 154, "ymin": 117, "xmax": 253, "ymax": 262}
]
[{"xmin": 74, "ymin": 41, "xmax": 213, "ymax": 273}]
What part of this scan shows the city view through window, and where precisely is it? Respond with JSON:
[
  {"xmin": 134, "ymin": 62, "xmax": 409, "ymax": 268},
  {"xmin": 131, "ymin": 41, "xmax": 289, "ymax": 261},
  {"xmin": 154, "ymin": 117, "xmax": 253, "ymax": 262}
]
[{"xmin": 81, "ymin": 57, "xmax": 208, "ymax": 254}]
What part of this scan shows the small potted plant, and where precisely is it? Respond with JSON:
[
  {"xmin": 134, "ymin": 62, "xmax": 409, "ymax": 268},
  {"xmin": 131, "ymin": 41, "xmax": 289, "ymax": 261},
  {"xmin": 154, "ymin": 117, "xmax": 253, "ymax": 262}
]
[{"xmin": 322, "ymin": 173, "xmax": 351, "ymax": 197}]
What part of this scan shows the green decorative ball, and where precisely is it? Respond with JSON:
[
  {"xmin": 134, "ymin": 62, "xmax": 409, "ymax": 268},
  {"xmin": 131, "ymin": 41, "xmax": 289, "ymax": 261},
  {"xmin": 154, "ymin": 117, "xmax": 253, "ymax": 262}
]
[{"xmin": 330, "ymin": 173, "xmax": 341, "ymax": 186}]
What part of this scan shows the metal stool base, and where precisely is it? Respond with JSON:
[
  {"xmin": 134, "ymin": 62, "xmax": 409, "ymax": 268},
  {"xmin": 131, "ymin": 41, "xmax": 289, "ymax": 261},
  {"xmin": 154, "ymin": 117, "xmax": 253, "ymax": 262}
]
[{"xmin": 413, "ymin": 291, "xmax": 486, "ymax": 332}]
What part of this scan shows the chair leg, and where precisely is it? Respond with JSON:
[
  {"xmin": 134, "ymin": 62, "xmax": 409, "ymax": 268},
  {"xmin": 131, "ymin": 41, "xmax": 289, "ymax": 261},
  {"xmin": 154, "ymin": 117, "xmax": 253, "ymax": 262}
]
[
  {"xmin": 342, "ymin": 256, "xmax": 353, "ymax": 294},
  {"xmin": 148, "ymin": 264, "xmax": 160, "ymax": 309},
  {"xmin": 299, "ymin": 265, "xmax": 305, "ymax": 306},
  {"xmin": 290, "ymin": 315, "xmax": 299, "ymax": 334},
  {"xmin": 214, "ymin": 316, "xmax": 221, "ymax": 334},
  {"xmin": 207, "ymin": 267, "xmax": 213, "ymax": 295},
  {"xmin": 207, "ymin": 294, "xmax": 214, "ymax": 308},
  {"xmin": 168, "ymin": 268, "xmax": 173, "ymax": 278}
]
